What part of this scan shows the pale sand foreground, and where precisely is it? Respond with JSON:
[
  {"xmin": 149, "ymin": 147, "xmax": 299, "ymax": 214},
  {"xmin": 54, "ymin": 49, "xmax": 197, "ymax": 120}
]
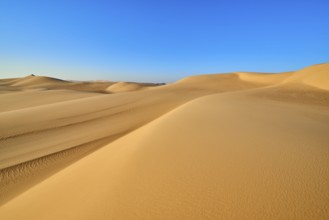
[{"xmin": 0, "ymin": 63, "xmax": 329, "ymax": 219}]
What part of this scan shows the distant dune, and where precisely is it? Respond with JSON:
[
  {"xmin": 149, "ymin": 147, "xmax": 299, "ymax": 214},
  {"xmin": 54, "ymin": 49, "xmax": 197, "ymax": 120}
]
[
  {"xmin": 0, "ymin": 63, "xmax": 329, "ymax": 219},
  {"xmin": 105, "ymin": 81, "xmax": 158, "ymax": 93},
  {"xmin": 11, "ymin": 74, "xmax": 67, "ymax": 85},
  {"xmin": 0, "ymin": 75, "xmax": 162, "ymax": 94}
]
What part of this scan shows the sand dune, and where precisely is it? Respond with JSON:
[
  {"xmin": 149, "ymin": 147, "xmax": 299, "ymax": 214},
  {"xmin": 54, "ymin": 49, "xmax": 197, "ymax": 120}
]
[
  {"xmin": 3, "ymin": 75, "xmax": 164, "ymax": 94},
  {"xmin": 236, "ymin": 71, "xmax": 293, "ymax": 85},
  {"xmin": 3, "ymin": 74, "xmax": 114, "ymax": 93},
  {"xmin": 0, "ymin": 63, "xmax": 329, "ymax": 219},
  {"xmin": 106, "ymin": 81, "xmax": 150, "ymax": 93},
  {"xmin": 168, "ymin": 73, "xmax": 260, "ymax": 92},
  {"xmin": 282, "ymin": 63, "xmax": 329, "ymax": 90},
  {"xmin": 11, "ymin": 75, "xmax": 68, "ymax": 87}
]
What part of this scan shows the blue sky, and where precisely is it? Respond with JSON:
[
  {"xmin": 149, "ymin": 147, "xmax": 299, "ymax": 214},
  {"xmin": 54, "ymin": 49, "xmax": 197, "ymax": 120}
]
[{"xmin": 1, "ymin": 0, "xmax": 329, "ymax": 82}]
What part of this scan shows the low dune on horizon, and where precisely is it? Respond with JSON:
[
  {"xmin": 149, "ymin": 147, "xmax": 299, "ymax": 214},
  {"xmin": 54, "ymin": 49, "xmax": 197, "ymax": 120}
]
[{"xmin": 1, "ymin": 63, "xmax": 329, "ymax": 219}]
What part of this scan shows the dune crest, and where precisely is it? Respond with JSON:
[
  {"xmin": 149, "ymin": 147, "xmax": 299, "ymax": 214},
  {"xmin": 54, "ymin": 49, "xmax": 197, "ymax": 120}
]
[
  {"xmin": 282, "ymin": 63, "xmax": 329, "ymax": 90},
  {"xmin": 236, "ymin": 71, "xmax": 293, "ymax": 85},
  {"xmin": 170, "ymin": 73, "xmax": 260, "ymax": 92}
]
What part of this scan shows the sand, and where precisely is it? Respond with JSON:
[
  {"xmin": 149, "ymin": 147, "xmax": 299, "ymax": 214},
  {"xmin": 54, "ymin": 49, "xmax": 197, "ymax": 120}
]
[{"xmin": 0, "ymin": 63, "xmax": 329, "ymax": 219}]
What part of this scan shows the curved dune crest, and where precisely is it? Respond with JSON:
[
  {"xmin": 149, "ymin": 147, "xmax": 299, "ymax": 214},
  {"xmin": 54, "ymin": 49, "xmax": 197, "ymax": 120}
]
[
  {"xmin": 236, "ymin": 71, "xmax": 293, "ymax": 85},
  {"xmin": 282, "ymin": 63, "xmax": 329, "ymax": 90},
  {"xmin": 172, "ymin": 73, "xmax": 260, "ymax": 92}
]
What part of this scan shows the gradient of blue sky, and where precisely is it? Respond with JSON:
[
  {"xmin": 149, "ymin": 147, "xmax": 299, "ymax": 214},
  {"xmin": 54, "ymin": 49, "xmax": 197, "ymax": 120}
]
[{"xmin": 1, "ymin": 0, "xmax": 328, "ymax": 82}]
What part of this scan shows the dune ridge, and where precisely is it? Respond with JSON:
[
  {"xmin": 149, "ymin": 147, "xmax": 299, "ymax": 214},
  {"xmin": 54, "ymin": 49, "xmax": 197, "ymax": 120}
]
[
  {"xmin": 236, "ymin": 71, "xmax": 294, "ymax": 85},
  {"xmin": 0, "ymin": 62, "xmax": 329, "ymax": 219},
  {"xmin": 282, "ymin": 63, "xmax": 329, "ymax": 90},
  {"xmin": 105, "ymin": 81, "xmax": 158, "ymax": 93}
]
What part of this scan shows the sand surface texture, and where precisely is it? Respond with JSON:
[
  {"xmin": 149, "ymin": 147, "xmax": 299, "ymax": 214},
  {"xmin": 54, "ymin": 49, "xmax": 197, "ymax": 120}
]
[{"xmin": 1, "ymin": 63, "xmax": 329, "ymax": 219}]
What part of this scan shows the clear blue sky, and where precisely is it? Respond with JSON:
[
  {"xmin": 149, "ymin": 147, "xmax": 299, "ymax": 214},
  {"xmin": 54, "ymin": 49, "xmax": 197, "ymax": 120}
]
[{"xmin": 1, "ymin": 0, "xmax": 328, "ymax": 82}]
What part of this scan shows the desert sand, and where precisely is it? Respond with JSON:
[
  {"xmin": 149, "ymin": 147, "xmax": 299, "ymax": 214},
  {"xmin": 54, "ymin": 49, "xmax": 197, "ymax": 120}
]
[{"xmin": 0, "ymin": 63, "xmax": 329, "ymax": 219}]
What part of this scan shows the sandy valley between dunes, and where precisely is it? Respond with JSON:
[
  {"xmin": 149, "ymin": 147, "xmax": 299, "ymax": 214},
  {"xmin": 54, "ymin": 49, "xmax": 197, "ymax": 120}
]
[{"xmin": 1, "ymin": 63, "xmax": 329, "ymax": 219}]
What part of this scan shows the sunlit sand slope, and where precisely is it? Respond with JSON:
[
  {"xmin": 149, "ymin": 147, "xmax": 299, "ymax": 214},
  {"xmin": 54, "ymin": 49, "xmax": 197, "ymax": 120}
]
[{"xmin": 1, "ymin": 89, "xmax": 328, "ymax": 219}]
